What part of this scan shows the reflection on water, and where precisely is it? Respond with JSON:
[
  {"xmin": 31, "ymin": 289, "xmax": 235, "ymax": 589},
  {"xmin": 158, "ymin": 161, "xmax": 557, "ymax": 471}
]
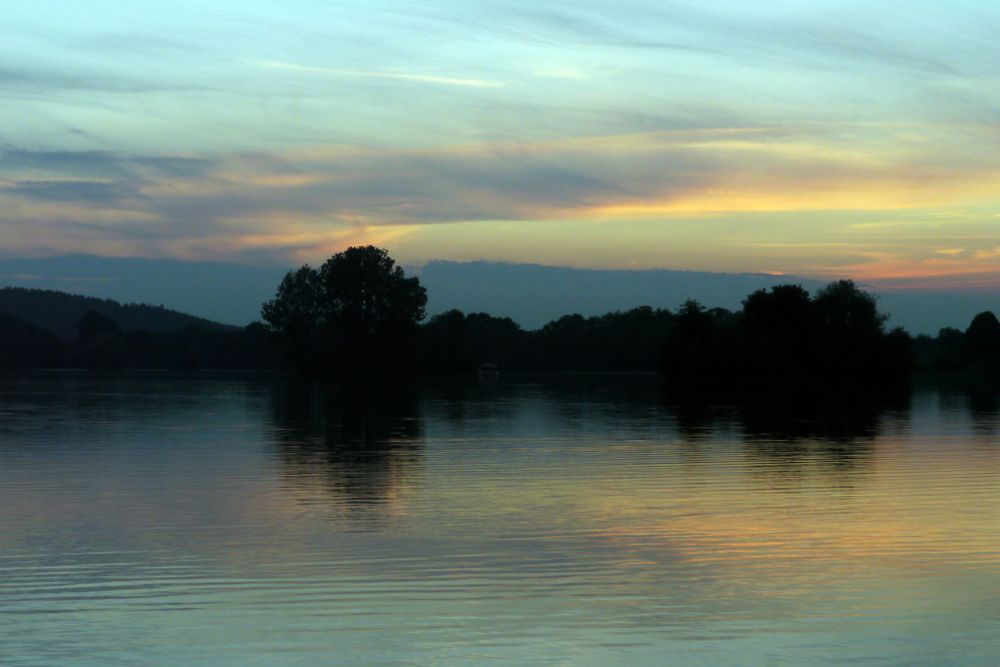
[
  {"xmin": 2, "ymin": 373, "xmax": 1000, "ymax": 665},
  {"xmin": 269, "ymin": 380, "xmax": 423, "ymax": 525},
  {"xmin": 666, "ymin": 385, "xmax": 911, "ymax": 478},
  {"xmin": 965, "ymin": 389, "xmax": 1000, "ymax": 435}
]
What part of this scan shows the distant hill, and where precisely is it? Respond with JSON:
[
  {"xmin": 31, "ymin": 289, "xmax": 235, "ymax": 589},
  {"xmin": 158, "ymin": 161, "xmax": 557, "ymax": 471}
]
[
  {"xmin": 0, "ymin": 313, "xmax": 67, "ymax": 369},
  {"xmin": 0, "ymin": 255, "xmax": 286, "ymax": 326},
  {"xmin": 0, "ymin": 287, "xmax": 235, "ymax": 339}
]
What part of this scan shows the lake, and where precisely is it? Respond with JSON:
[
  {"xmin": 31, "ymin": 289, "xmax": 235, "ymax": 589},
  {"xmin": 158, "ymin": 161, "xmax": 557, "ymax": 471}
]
[{"xmin": 2, "ymin": 372, "xmax": 999, "ymax": 665}]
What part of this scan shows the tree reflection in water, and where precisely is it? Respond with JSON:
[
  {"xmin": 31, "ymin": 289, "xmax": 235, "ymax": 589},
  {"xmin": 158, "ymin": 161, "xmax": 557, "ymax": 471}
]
[
  {"xmin": 268, "ymin": 379, "xmax": 423, "ymax": 523},
  {"xmin": 661, "ymin": 382, "xmax": 912, "ymax": 476},
  {"xmin": 964, "ymin": 389, "xmax": 1000, "ymax": 435},
  {"xmin": 268, "ymin": 374, "xmax": 922, "ymax": 515}
]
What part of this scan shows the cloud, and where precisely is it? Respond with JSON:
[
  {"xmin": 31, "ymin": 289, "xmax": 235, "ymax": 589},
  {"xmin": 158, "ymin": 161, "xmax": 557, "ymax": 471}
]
[
  {"xmin": 1, "ymin": 179, "xmax": 138, "ymax": 205},
  {"xmin": 0, "ymin": 148, "xmax": 211, "ymax": 180},
  {"xmin": 253, "ymin": 61, "xmax": 506, "ymax": 89},
  {"xmin": 0, "ymin": 149, "xmax": 130, "ymax": 177},
  {"xmin": 2, "ymin": 122, "xmax": 1000, "ymax": 271},
  {"xmin": 0, "ymin": 64, "xmax": 203, "ymax": 96},
  {"xmin": 480, "ymin": 1, "xmax": 979, "ymax": 78}
]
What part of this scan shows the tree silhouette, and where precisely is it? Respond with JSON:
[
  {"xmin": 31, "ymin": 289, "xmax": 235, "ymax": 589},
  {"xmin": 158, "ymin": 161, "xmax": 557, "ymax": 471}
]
[
  {"xmin": 963, "ymin": 311, "xmax": 1000, "ymax": 372},
  {"xmin": 659, "ymin": 300, "xmax": 738, "ymax": 380},
  {"xmin": 742, "ymin": 285, "xmax": 812, "ymax": 331},
  {"xmin": 260, "ymin": 266, "xmax": 322, "ymax": 369},
  {"xmin": 262, "ymin": 246, "xmax": 427, "ymax": 372},
  {"xmin": 422, "ymin": 309, "xmax": 467, "ymax": 372},
  {"xmin": 813, "ymin": 280, "xmax": 885, "ymax": 334},
  {"xmin": 76, "ymin": 309, "xmax": 122, "ymax": 343},
  {"xmin": 75, "ymin": 310, "xmax": 124, "ymax": 369},
  {"xmin": 741, "ymin": 285, "xmax": 814, "ymax": 379},
  {"xmin": 812, "ymin": 280, "xmax": 888, "ymax": 378},
  {"xmin": 0, "ymin": 314, "xmax": 65, "ymax": 370},
  {"xmin": 659, "ymin": 281, "xmax": 910, "ymax": 386}
]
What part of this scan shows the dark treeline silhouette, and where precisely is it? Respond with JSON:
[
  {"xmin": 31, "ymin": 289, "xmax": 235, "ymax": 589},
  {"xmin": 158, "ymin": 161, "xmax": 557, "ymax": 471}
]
[
  {"xmin": 0, "ymin": 288, "xmax": 266, "ymax": 371},
  {"xmin": 419, "ymin": 279, "xmax": 915, "ymax": 386},
  {"xmin": 0, "ymin": 313, "xmax": 67, "ymax": 370},
  {"xmin": 72, "ymin": 314, "xmax": 277, "ymax": 371},
  {"xmin": 0, "ymin": 287, "xmax": 229, "ymax": 339},
  {"xmin": 658, "ymin": 281, "xmax": 912, "ymax": 386},
  {"xmin": 1, "ymin": 245, "xmax": 1000, "ymax": 385},
  {"xmin": 913, "ymin": 310, "xmax": 1000, "ymax": 383},
  {"xmin": 419, "ymin": 306, "xmax": 673, "ymax": 372},
  {"xmin": 0, "ymin": 307, "xmax": 276, "ymax": 371}
]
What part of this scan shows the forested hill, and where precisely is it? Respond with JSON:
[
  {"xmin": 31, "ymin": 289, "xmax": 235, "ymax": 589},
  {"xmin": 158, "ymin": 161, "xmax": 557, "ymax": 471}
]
[{"xmin": 0, "ymin": 287, "xmax": 236, "ymax": 339}]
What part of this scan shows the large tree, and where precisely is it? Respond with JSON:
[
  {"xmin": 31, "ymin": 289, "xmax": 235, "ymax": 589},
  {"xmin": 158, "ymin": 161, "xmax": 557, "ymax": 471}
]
[{"xmin": 262, "ymin": 246, "xmax": 427, "ymax": 372}]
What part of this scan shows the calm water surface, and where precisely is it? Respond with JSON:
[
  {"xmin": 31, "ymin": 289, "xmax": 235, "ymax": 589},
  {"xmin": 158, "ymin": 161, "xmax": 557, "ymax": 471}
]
[{"xmin": 2, "ymin": 373, "xmax": 1000, "ymax": 665}]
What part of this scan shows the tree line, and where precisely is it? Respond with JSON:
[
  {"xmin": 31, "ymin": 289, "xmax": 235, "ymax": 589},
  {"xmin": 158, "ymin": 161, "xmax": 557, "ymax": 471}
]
[
  {"xmin": 2, "ymin": 245, "xmax": 1000, "ymax": 385},
  {"xmin": 0, "ymin": 309, "xmax": 276, "ymax": 371}
]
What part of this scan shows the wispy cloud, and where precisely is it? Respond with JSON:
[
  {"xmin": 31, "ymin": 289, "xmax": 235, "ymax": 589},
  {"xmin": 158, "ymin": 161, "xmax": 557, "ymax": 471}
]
[
  {"xmin": 0, "ymin": 64, "xmax": 204, "ymax": 96},
  {"xmin": 0, "ymin": 179, "xmax": 138, "ymax": 205},
  {"xmin": 253, "ymin": 61, "xmax": 506, "ymax": 89}
]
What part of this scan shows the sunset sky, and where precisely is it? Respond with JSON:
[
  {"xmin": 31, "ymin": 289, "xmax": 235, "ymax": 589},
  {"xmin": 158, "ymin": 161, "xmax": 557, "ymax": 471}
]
[{"xmin": 4, "ymin": 1, "xmax": 1000, "ymax": 288}]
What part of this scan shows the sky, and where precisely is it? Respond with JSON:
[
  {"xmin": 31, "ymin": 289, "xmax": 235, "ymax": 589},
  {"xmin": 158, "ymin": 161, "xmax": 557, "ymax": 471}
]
[{"xmin": 4, "ymin": 1, "xmax": 1000, "ymax": 290}]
